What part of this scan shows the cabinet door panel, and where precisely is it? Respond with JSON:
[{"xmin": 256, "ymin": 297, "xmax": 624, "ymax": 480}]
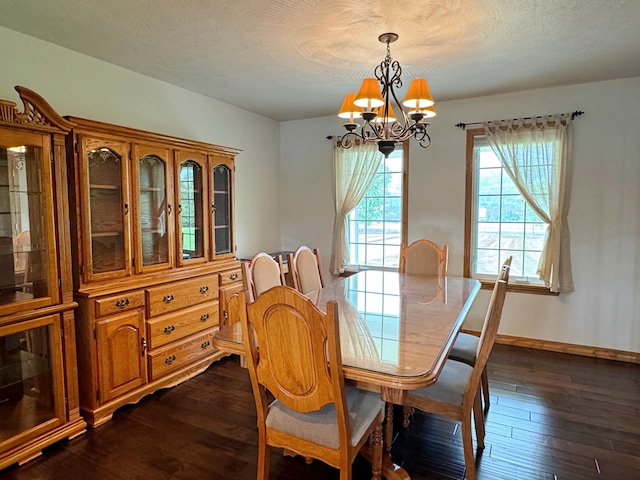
[
  {"xmin": 79, "ymin": 136, "xmax": 131, "ymax": 281},
  {"xmin": 210, "ymin": 157, "xmax": 235, "ymax": 258},
  {"xmin": 96, "ymin": 310, "xmax": 146, "ymax": 402},
  {"xmin": 175, "ymin": 151, "xmax": 208, "ymax": 266},
  {"xmin": 0, "ymin": 129, "xmax": 58, "ymax": 316},
  {"xmin": 132, "ymin": 143, "xmax": 174, "ymax": 273},
  {"xmin": 0, "ymin": 315, "xmax": 65, "ymax": 453}
]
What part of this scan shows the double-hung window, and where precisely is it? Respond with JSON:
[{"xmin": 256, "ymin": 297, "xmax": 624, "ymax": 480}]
[
  {"xmin": 465, "ymin": 128, "xmax": 553, "ymax": 294},
  {"xmin": 347, "ymin": 144, "xmax": 407, "ymax": 269}
]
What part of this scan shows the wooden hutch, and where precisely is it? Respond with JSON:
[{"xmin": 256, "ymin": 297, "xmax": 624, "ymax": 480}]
[
  {"xmin": 64, "ymin": 116, "xmax": 243, "ymax": 427},
  {"xmin": 0, "ymin": 87, "xmax": 86, "ymax": 469}
]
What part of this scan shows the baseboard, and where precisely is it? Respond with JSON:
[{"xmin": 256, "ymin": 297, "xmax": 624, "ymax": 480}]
[{"xmin": 459, "ymin": 329, "xmax": 640, "ymax": 364}]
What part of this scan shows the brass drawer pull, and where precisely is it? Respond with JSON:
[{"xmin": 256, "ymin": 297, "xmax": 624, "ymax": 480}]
[
  {"xmin": 115, "ymin": 298, "xmax": 130, "ymax": 309},
  {"xmin": 199, "ymin": 286, "xmax": 209, "ymax": 294},
  {"xmin": 165, "ymin": 355, "xmax": 176, "ymax": 365},
  {"xmin": 163, "ymin": 294, "xmax": 174, "ymax": 303},
  {"xmin": 163, "ymin": 325, "xmax": 175, "ymax": 334},
  {"xmin": 230, "ymin": 273, "xmax": 238, "ymax": 280},
  {"xmin": 201, "ymin": 341, "xmax": 211, "ymax": 349},
  {"xmin": 200, "ymin": 313, "xmax": 209, "ymax": 322}
]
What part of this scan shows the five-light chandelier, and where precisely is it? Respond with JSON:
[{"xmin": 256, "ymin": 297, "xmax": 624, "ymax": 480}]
[{"xmin": 337, "ymin": 33, "xmax": 436, "ymax": 157}]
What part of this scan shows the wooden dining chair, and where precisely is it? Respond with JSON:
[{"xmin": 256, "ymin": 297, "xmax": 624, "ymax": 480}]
[
  {"xmin": 399, "ymin": 238, "xmax": 449, "ymax": 424},
  {"xmin": 242, "ymin": 252, "xmax": 286, "ymax": 301},
  {"xmin": 448, "ymin": 256, "xmax": 512, "ymax": 412},
  {"xmin": 288, "ymin": 245, "xmax": 325, "ymax": 294},
  {"xmin": 399, "ymin": 258, "xmax": 511, "ymax": 480},
  {"xmin": 238, "ymin": 285, "xmax": 384, "ymax": 480},
  {"xmin": 398, "ymin": 239, "xmax": 448, "ymax": 276}
]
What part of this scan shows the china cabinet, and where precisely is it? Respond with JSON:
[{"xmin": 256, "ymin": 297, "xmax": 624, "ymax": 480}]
[
  {"xmin": 65, "ymin": 117, "xmax": 242, "ymax": 426},
  {"xmin": 0, "ymin": 87, "xmax": 86, "ymax": 469}
]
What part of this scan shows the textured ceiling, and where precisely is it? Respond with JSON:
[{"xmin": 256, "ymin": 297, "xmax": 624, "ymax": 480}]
[{"xmin": 1, "ymin": 0, "xmax": 639, "ymax": 121}]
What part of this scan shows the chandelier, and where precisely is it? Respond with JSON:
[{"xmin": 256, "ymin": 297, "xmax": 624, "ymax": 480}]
[{"xmin": 336, "ymin": 33, "xmax": 436, "ymax": 157}]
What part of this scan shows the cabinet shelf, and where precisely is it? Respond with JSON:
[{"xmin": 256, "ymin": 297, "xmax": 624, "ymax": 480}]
[
  {"xmin": 91, "ymin": 231, "xmax": 122, "ymax": 238},
  {"xmin": 89, "ymin": 184, "xmax": 120, "ymax": 190}
]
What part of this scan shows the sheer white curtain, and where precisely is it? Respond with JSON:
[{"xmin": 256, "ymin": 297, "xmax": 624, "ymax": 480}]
[
  {"xmin": 483, "ymin": 114, "xmax": 574, "ymax": 293},
  {"xmin": 330, "ymin": 142, "xmax": 383, "ymax": 275}
]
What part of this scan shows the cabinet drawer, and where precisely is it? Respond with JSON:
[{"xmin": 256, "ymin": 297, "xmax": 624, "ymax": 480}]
[
  {"xmin": 219, "ymin": 268, "xmax": 242, "ymax": 286},
  {"xmin": 148, "ymin": 330, "xmax": 216, "ymax": 380},
  {"xmin": 147, "ymin": 301, "xmax": 219, "ymax": 349},
  {"xmin": 95, "ymin": 290, "xmax": 145, "ymax": 318},
  {"xmin": 146, "ymin": 275, "xmax": 219, "ymax": 317}
]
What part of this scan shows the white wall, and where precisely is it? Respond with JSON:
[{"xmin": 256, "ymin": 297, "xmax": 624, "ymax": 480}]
[
  {"xmin": 281, "ymin": 77, "xmax": 640, "ymax": 354},
  {"xmin": 0, "ymin": 26, "xmax": 282, "ymax": 259},
  {"xmin": 3, "ymin": 25, "xmax": 639, "ymax": 354}
]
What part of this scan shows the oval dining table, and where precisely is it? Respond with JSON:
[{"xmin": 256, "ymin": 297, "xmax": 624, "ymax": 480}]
[{"xmin": 214, "ymin": 269, "xmax": 481, "ymax": 480}]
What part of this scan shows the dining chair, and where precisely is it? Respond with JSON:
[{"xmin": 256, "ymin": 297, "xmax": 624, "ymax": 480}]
[
  {"xmin": 398, "ymin": 238, "xmax": 449, "ymax": 425},
  {"xmin": 398, "ymin": 239, "xmax": 448, "ymax": 276},
  {"xmin": 399, "ymin": 258, "xmax": 511, "ymax": 480},
  {"xmin": 448, "ymin": 256, "xmax": 512, "ymax": 412},
  {"xmin": 238, "ymin": 285, "xmax": 384, "ymax": 480},
  {"xmin": 287, "ymin": 245, "xmax": 325, "ymax": 294},
  {"xmin": 242, "ymin": 252, "xmax": 286, "ymax": 301}
]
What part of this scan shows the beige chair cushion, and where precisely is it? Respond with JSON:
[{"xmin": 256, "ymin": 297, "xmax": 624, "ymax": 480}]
[
  {"xmin": 410, "ymin": 360, "xmax": 473, "ymax": 405},
  {"xmin": 404, "ymin": 243, "xmax": 440, "ymax": 275},
  {"xmin": 253, "ymin": 256, "xmax": 283, "ymax": 296},
  {"xmin": 266, "ymin": 386, "xmax": 384, "ymax": 449},
  {"xmin": 297, "ymin": 250, "xmax": 323, "ymax": 294},
  {"xmin": 448, "ymin": 332, "xmax": 479, "ymax": 366}
]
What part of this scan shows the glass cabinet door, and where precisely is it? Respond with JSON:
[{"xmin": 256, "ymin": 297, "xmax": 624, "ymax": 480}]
[
  {"xmin": 0, "ymin": 315, "xmax": 65, "ymax": 451},
  {"xmin": 176, "ymin": 152, "xmax": 208, "ymax": 264},
  {"xmin": 82, "ymin": 138, "xmax": 130, "ymax": 278},
  {"xmin": 132, "ymin": 144, "xmax": 173, "ymax": 272},
  {"xmin": 212, "ymin": 162, "xmax": 233, "ymax": 256},
  {"xmin": 0, "ymin": 130, "xmax": 56, "ymax": 314}
]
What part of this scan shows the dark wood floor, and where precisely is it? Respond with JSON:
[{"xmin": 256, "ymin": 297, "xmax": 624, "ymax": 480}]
[{"xmin": 2, "ymin": 344, "xmax": 639, "ymax": 479}]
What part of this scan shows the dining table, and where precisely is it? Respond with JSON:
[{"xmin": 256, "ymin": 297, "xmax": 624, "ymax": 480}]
[{"xmin": 213, "ymin": 269, "xmax": 481, "ymax": 480}]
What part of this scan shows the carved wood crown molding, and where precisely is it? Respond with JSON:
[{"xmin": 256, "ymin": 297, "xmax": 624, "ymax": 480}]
[{"xmin": 0, "ymin": 86, "xmax": 74, "ymax": 133}]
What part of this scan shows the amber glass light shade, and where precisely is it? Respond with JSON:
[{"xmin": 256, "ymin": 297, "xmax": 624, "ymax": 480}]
[
  {"xmin": 402, "ymin": 78, "xmax": 434, "ymax": 109},
  {"xmin": 338, "ymin": 93, "xmax": 363, "ymax": 119},
  {"xmin": 354, "ymin": 78, "xmax": 384, "ymax": 109},
  {"xmin": 372, "ymin": 103, "xmax": 397, "ymax": 123}
]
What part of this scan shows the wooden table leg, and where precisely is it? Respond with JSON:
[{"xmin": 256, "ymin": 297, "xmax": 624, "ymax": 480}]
[{"xmin": 361, "ymin": 402, "xmax": 411, "ymax": 480}]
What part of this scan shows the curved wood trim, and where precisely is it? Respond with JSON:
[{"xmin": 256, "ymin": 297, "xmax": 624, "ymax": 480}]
[{"xmin": 0, "ymin": 86, "xmax": 75, "ymax": 133}]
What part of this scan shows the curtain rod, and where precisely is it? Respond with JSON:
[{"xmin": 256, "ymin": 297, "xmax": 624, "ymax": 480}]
[{"xmin": 454, "ymin": 110, "xmax": 584, "ymax": 130}]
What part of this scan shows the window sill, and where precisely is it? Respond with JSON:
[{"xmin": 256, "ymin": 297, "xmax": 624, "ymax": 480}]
[{"xmin": 478, "ymin": 280, "xmax": 559, "ymax": 296}]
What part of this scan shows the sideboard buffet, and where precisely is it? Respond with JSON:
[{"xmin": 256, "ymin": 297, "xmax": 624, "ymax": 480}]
[{"xmin": 64, "ymin": 117, "xmax": 244, "ymax": 427}]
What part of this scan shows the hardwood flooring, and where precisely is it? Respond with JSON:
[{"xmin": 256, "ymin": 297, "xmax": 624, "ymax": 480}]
[{"xmin": 1, "ymin": 344, "xmax": 639, "ymax": 479}]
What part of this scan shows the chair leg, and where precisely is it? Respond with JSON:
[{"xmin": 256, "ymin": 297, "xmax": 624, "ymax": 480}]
[
  {"xmin": 461, "ymin": 412, "xmax": 477, "ymax": 480},
  {"xmin": 472, "ymin": 389, "xmax": 485, "ymax": 449},
  {"xmin": 481, "ymin": 366, "xmax": 490, "ymax": 412},
  {"xmin": 256, "ymin": 432, "xmax": 270, "ymax": 480},
  {"xmin": 371, "ymin": 421, "xmax": 383, "ymax": 480},
  {"xmin": 402, "ymin": 405, "xmax": 414, "ymax": 428}
]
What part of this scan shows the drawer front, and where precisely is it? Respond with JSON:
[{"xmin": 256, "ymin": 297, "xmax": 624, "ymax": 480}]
[
  {"xmin": 147, "ymin": 301, "xmax": 219, "ymax": 349},
  {"xmin": 146, "ymin": 275, "xmax": 219, "ymax": 317},
  {"xmin": 148, "ymin": 330, "xmax": 216, "ymax": 380},
  {"xmin": 95, "ymin": 290, "xmax": 145, "ymax": 318},
  {"xmin": 219, "ymin": 268, "xmax": 242, "ymax": 286}
]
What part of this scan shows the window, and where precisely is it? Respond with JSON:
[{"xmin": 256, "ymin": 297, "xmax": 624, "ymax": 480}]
[
  {"xmin": 347, "ymin": 144, "xmax": 407, "ymax": 269},
  {"xmin": 465, "ymin": 129, "xmax": 553, "ymax": 294}
]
